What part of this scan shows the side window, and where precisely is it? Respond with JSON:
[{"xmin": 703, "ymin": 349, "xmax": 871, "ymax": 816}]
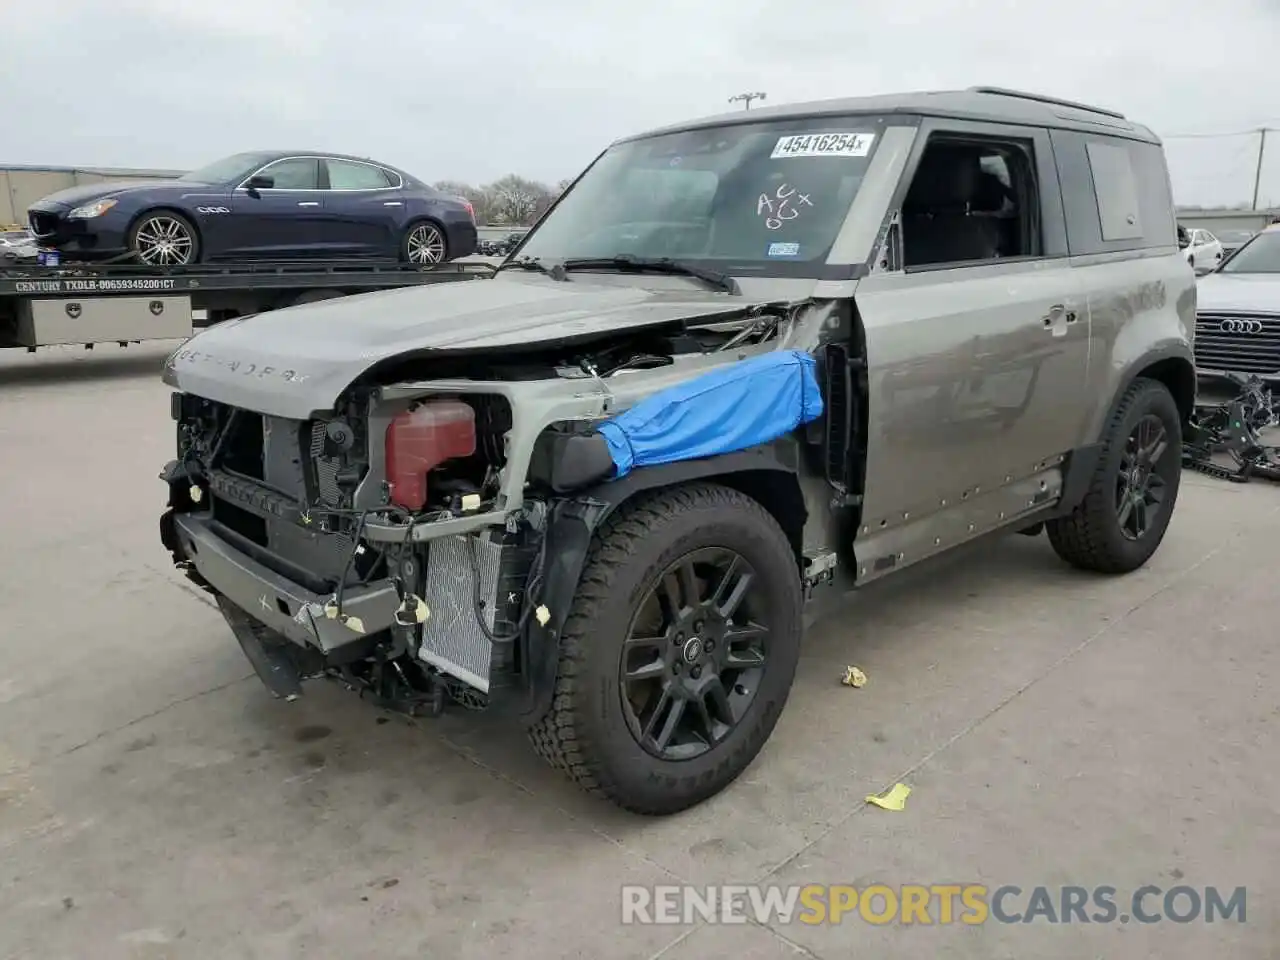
[
  {"xmin": 901, "ymin": 135, "xmax": 1041, "ymax": 268},
  {"xmin": 1052, "ymin": 132, "xmax": 1176, "ymax": 255},
  {"xmin": 327, "ymin": 160, "xmax": 394, "ymax": 190},
  {"xmin": 1086, "ymin": 141, "xmax": 1142, "ymax": 241},
  {"xmin": 254, "ymin": 158, "xmax": 320, "ymax": 190},
  {"xmin": 1202, "ymin": 230, "xmax": 1218, "ymax": 244}
]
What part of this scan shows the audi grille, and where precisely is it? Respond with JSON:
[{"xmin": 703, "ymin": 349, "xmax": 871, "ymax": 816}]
[{"xmin": 1193, "ymin": 310, "xmax": 1280, "ymax": 376}]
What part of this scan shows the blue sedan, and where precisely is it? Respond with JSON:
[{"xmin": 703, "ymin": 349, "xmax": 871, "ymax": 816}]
[{"xmin": 26, "ymin": 151, "xmax": 478, "ymax": 266}]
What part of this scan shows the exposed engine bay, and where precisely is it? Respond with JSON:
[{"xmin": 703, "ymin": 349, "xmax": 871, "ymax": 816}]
[{"xmin": 160, "ymin": 301, "xmax": 823, "ymax": 718}]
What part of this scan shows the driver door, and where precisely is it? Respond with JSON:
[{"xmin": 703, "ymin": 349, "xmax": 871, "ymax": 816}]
[
  {"xmin": 226, "ymin": 157, "xmax": 327, "ymax": 259},
  {"xmin": 852, "ymin": 121, "xmax": 1089, "ymax": 578}
]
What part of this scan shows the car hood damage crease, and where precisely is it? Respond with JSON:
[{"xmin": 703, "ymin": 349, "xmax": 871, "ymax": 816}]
[{"xmin": 162, "ymin": 274, "xmax": 788, "ymax": 419}]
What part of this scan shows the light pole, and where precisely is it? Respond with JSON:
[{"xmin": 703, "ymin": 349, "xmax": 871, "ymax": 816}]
[
  {"xmin": 1251, "ymin": 127, "xmax": 1272, "ymax": 211},
  {"xmin": 729, "ymin": 92, "xmax": 767, "ymax": 111}
]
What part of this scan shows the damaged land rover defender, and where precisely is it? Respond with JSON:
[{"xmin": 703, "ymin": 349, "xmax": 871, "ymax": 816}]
[{"xmin": 159, "ymin": 87, "xmax": 1195, "ymax": 815}]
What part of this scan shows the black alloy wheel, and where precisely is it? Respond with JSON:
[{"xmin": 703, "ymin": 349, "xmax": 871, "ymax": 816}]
[
  {"xmin": 1115, "ymin": 413, "xmax": 1172, "ymax": 541},
  {"xmin": 1046, "ymin": 377, "xmax": 1182, "ymax": 574},
  {"xmin": 526, "ymin": 482, "xmax": 803, "ymax": 815},
  {"xmin": 620, "ymin": 548, "xmax": 768, "ymax": 761}
]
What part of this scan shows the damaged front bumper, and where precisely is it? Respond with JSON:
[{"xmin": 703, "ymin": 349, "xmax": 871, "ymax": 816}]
[
  {"xmin": 165, "ymin": 509, "xmax": 398, "ymax": 656},
  {"xmin": 159, "ymin": 479, "xmax": 540, "ymax": 717}
]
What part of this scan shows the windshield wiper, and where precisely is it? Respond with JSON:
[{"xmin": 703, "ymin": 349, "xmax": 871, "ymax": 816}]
[
  {"xmin": 494, "ymin": 256, "xmax": 568, "ymax": 281},
  {"xmin": 560, "ymin": 255, "xmax": 739, "ymax": 294}
]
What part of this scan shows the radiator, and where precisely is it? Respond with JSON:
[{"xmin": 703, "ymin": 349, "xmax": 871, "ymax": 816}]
[{"xmin": 417, "ymin": 535, "xmax": 500, "ymax": 692}]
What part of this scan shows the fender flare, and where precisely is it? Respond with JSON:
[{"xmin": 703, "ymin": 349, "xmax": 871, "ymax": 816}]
[
  {"xmin": 508, "ymin": 440, "xmax": 802, "ymax": 725},
  {"xmin": 1055, "ymin": 345, "xmax": 1196, "ymax": 517}
]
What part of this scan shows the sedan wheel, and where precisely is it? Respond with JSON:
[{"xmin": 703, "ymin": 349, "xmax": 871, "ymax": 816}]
[
  {"xmin": 404, "ymin": 222, "xmax": 447, "ymax": 263},
  {"xmin": 131, "ymin": 214, "xmax": 197, "ymax": 266}
]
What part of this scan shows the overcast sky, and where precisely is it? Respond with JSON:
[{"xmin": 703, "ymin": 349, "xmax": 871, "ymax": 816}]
[{"xmin": 4, "ymin": 0, "xmax": 1278, "ymax": 207}]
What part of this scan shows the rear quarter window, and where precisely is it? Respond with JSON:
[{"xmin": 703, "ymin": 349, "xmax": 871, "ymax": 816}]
[{"xmin": 1051, "ymin": 131, "xmax": 1176, "ymax": 255}]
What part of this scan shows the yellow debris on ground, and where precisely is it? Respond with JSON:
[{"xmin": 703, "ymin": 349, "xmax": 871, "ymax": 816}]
[
  {"xmin": 841, "ymin": 665, "xmax": 867, "ymax": 688},
  {"xmin": 865, "ymin": 782, "xmax": 911, "ymax": 811}
]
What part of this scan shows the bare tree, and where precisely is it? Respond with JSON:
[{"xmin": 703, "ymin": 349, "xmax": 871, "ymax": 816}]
[
  {"xmin": 432, "ymin": 174, "xmax": 564, "ymax": 226},
  {"xmin": 485, "ymin": 174, "xmax": 547, "ymax": 225}
]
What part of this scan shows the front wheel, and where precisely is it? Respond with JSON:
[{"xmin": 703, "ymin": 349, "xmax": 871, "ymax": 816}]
[
  {"xmin": 401, "ymin": 221, "xmax": 448, "ymax": 263},
  {"xmin": 527, "ymin": 483, "xmax": 803, "ymax": 815},
  {"xmin": 1047, "ymin": 378, "xmax": 1182, "ymax": 574},
  {"xmin": 128, "ymin": 211, "xmax": 199, "ymax": 266}
]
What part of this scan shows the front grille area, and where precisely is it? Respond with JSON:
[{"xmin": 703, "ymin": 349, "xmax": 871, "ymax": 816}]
[
  {"xmin": 27, "ymin": 211, "xmax": 59, "ymax": 238},
  {"xmin": 197, "ymin": 404, "xmax": 361, "ymax": 589},
  {"xmin": 309, "ymin": 420, "xmax": 345, "ymax": 507},
  {"xmin": 1194, "ymin": 311, "xmax": 1280, "ymax": 375}
]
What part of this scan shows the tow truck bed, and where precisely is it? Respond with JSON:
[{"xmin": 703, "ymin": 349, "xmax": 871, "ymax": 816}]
[{"xmin": 0, "ymin": 259, "xmax": 495, "ymax": 349}]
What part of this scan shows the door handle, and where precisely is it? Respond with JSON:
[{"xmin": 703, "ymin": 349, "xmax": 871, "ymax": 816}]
[
  {"xmin": 1041, "ymin": 304, "xmax": 1079, "ymax": 328},
  {"xmin": 297, "ymin": 201, "xmax": 320, "ymax": 207},
  {"xmin": 383, "ymin": 201, "xmax": 403, "ymax": 207}
]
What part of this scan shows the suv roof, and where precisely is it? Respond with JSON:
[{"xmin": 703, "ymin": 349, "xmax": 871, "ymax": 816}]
[{"xmin": 624, "ymin": 86, "xmax": 1159, "ymax": 146}]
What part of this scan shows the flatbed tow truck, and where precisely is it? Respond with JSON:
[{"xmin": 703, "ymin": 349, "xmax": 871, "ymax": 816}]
[{"xmin": 0, "ymin": 258, "xmax": 495, "ymax": 350}]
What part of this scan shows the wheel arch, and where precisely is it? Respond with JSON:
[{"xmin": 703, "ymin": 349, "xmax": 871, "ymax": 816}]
[
  {"xmin": 1057, "ymin": 347, "xmax": 1195, "ymax": 517},
  {"xmin": 515, "ymin": 441, "xmax": 808, "ymax": 725},
  {"xmin": 1116, "ymin": 349, "xmax": 1197, "ymax": 428}
]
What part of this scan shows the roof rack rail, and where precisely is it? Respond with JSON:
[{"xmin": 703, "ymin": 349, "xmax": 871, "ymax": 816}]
[{"xmin": 968, "ymin": 86, "xmax": 1127, "ymax": 120}]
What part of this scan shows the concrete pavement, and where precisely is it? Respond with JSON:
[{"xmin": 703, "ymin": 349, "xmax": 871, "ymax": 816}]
[{"xmin": 1, "ymin": 342, "xmax": 1276, "ymax": 959}]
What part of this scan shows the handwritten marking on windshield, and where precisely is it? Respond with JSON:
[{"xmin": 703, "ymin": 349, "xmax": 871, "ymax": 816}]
[{"xmin": 757, "ymin": 183, "xmax": 813, "ymax": 230}]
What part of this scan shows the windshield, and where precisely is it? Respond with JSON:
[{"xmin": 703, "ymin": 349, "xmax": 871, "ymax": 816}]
[
  {"xmin": 515, "ymin": 117, "xmax": 887, "ymax": 274},
  {"xmin": 179, "ymin": 152, "xmax": 275, "ymax": 184},
  {"xmin": 1220, "ymin": 230, "xmax": 1280, "ymax": 273}
]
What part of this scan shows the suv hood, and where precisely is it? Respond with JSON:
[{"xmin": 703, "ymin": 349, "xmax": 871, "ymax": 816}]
[
  {"xmin": 1196, "ymin": 271, "xmax": 1280, "ymax": 313},
  {"xmin": 163, "ymin": 273, "xmax": 765, "ymax": 419},
  {"xmin": 30, "ymin": 179, "xmax": 192, "ymax": 211}
]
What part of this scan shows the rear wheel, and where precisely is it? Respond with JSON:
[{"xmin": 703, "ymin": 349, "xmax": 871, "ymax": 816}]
[
  {"xmin": 402, "ymin": 221, "xmax": 448, "ymax": 263},
  {"xmin": 1047, "ymin": 378, "xmax": 1182, "ymax": 574},
  {"xmin": 128, "ymin": 211, "xmax": 199, "ymax": 266},
  {"xmin": 527, "ymin": 483, "xmax": 803, "ymax": 815}
]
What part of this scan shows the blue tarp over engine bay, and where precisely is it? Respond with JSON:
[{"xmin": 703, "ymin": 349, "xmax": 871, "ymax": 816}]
[{"xmin": 597, "ymin": 349, "xmax": 825, "ymax": 478}]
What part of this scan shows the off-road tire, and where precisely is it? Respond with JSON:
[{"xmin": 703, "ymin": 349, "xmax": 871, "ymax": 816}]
[
  {"xmin": 1047, "ymin": 377, "xmax": 1182, "ymax": 574},
  {"xmin": 526, "ymin": 482, "xmax": 803, "ymax": 815}
]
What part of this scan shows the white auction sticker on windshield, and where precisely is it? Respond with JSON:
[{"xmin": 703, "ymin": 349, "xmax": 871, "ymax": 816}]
[{"xmin": 770, "ymin": 132, "xmax": 875, "ymax": 159}]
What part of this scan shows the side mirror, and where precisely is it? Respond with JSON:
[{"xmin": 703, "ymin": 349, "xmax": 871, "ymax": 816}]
[{"xmin": 244, "ymin": 175, "xmax": 274, "ymax": 192}]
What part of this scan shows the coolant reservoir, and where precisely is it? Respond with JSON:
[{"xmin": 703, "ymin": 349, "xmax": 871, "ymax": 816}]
[{"xmin": 385, "ymin": 400, "xmax": 477, "ymax": 511}]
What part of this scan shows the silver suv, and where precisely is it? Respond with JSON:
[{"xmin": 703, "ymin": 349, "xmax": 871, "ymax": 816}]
[{"xmin": 159, "ymin": 86, "xmax": 1195, "ymax": 815}]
